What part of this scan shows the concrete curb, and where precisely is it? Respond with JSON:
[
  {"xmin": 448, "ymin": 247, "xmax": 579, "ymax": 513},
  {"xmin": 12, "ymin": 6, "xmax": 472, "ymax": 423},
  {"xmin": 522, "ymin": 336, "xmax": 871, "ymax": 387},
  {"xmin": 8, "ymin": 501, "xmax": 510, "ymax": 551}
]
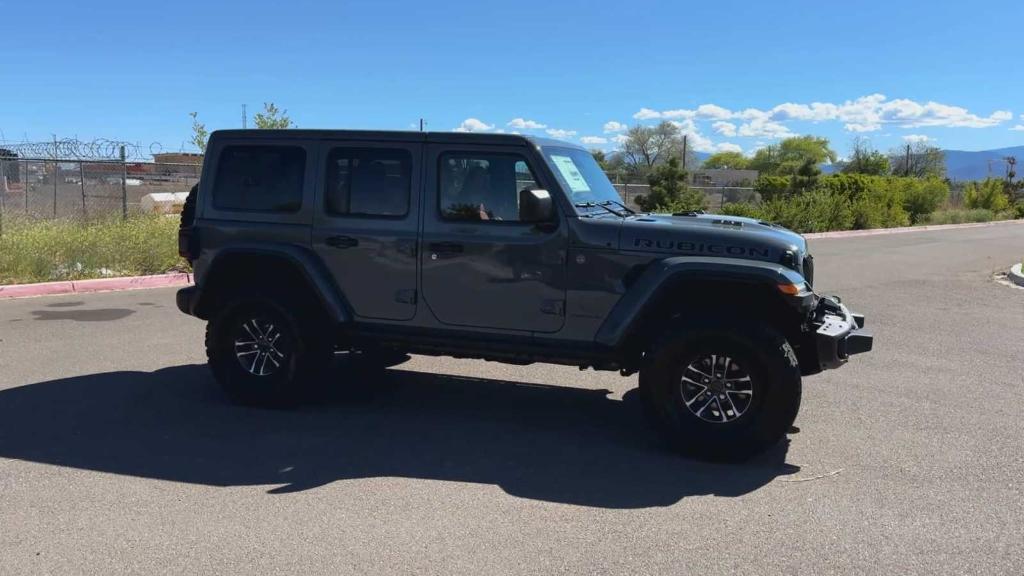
[
  {"xmin": 0, "ymin": 273, "xmax": 192, "ymax": 300},
  {"xmin": 1009, "ymin": 264, "xmax": 1024, "ymax": 288},
  {"xmin": 804, "ymin": 218, "xmax": 1024, "ymax": 239}
]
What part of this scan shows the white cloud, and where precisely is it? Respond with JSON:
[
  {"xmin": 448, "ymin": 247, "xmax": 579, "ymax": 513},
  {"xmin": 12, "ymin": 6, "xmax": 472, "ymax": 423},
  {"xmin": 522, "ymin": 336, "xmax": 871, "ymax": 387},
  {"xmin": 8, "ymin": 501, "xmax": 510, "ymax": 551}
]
[
  {"xmin": 695, "ymin": 104, "xmax": 733, "ymax": 120},
  {"xmin": 738, "ymin": 117, "xmax": 795, "ymax": 139},
  {"xmin": 1011, "ymin": 125, "xmax": 1024, "ymax": 132},
  {"xmin": 712, "ymin": 121, "xmax": 737, "ymax": 137},
  {"xmin": 603, "ymin": 121, "xmax": 627, "ymax": 133},
  {"xmin": 611, "ymin": 134, "xmax": 629, "ymax": 144},
  {"xmin": 662, "ymin": 109, "xmax": 697, "ymax": 120},
  {"xmin": 507, "ymin": 118, "xmax": 546, "ymax": 130},
  {"xmin": 630, "ymin": 94, "xmax": 1013, "ymax": 135},
  {"xmin": 453, "ymin": 118, "xmax": 494, "ymax": 132},
  {"xmin": 546, "ymin": 128, "xmax": 578, "ymax": 139},
  {"xmin": 580, "ymin": 136, "xmax": 608, "ymax": 145},
  {"xmin": 714, "ymin": 142, "xmax": 743, "ymax": 153},
  {"xmin": 902, "ymin": 134, "xmax": 932, "ymax": 143},
  {"xmin": 633, "ymin": 107, "xmax": 662, "ymax": 120}
]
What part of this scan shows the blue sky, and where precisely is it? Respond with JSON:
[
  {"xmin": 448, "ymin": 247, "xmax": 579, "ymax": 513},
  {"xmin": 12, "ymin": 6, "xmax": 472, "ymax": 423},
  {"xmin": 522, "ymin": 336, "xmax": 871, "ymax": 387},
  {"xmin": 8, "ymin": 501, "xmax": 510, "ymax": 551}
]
[{"xmin": 2, "ymin": 0, "xmax": 1022, "ymax": 157}]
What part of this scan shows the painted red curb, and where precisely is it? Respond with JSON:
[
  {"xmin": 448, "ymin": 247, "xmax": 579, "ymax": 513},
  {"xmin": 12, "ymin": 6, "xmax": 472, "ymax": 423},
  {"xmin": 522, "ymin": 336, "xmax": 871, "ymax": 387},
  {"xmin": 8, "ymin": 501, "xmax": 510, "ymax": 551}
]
[
  {"xmin": 0, "ymin": 273, "xmax": 192, "ymax": 300},
  {"xmin": 804, "ymin": 218, "xmax": 1024, "ymax": 239}
]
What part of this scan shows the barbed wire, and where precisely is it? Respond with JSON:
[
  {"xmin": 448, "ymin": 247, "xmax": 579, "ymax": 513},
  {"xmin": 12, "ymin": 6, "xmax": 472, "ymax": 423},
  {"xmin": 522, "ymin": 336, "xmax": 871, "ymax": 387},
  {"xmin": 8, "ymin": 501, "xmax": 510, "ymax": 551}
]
[{"xmin": 0, "ymin": 139, "xmax": 171, "ymax": 161}]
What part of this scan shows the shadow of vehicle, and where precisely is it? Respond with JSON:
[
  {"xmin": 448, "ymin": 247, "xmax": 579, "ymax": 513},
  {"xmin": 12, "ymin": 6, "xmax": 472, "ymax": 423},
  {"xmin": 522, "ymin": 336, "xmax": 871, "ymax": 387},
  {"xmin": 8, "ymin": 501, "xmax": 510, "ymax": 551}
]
[{"xmin": 0, "ymin": 364, "xmax": 798, "ymax": 508}]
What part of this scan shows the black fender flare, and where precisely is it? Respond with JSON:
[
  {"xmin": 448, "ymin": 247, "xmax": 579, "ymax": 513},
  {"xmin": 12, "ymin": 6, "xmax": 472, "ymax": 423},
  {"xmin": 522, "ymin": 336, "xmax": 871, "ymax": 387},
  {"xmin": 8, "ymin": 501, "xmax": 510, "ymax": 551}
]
[
  {"xmin": 194, "ymin": 243, "xmax": 352, "ymax": 323},
  {"xmin": 594, "ymin": 256, "xmax": 810, "ymax": 348}
]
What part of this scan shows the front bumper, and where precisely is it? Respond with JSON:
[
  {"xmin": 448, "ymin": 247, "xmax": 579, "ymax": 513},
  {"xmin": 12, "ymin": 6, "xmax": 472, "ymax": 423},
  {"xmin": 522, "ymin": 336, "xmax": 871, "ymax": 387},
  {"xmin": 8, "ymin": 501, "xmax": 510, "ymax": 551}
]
[{"xmin": 813, "ymin": 295, "xmax": 873, "ymax": 370}]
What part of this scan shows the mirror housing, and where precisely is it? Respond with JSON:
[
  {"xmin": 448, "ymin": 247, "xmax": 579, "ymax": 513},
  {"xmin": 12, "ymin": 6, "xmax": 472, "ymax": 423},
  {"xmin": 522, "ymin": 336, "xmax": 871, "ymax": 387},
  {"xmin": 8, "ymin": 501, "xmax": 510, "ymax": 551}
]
[{"xmin": 519, "ymin": 189, "xmax": 554, "ymax": 223}]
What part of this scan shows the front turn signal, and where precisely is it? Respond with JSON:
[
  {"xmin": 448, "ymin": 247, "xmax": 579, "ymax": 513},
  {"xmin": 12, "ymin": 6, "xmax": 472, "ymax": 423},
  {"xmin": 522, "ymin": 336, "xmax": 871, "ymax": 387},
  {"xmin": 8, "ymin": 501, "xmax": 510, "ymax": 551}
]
[{"xmin": 777, "ymin": 283, "xmax": 804, "ymax": 296}]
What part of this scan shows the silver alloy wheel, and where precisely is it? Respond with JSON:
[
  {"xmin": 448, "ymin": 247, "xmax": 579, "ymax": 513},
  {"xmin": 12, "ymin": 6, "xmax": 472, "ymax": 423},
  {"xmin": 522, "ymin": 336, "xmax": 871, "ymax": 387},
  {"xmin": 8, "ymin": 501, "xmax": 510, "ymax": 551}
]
[
  {"xmin": 680, "ymin": 354, "xmax": 754, "ymax": 424},
  {"xmin": 233, "ymin": 317, "xmax": 287, "ymax": 377}
]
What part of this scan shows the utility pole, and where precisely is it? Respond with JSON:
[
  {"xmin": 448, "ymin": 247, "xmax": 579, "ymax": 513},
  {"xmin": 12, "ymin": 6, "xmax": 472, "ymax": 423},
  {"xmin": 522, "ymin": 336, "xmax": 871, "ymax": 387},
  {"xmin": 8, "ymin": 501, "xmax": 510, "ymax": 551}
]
[
  {"xmin": 242, "ymin": 104, "xmax": 247, "ymax": 129},
  {"xmin": 419, "ymin": 118, "xmax": 425, "ymax": 132},
  {"xmin": 681, "ymin": 135, "xmax": 688, "ymax": 170},
  {"xmin": 904, "ymin": 143, "xmax": 912, "ymax": 177},
  {"xmin": 52, "ymin": 135, "xmax": 58, "ymax": 218}
]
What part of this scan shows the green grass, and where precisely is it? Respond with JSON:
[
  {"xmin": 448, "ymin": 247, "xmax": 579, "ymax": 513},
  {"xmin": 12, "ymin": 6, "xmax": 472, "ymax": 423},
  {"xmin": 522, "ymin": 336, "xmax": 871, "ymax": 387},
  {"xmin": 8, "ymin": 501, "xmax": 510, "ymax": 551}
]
[
  {"xmin": 918, "ymin": 208, "xmax": 1016, "ymax": 226},
  {"xmin": 0, "ymin": 214, "xmax": 187, "ymax": 285}
]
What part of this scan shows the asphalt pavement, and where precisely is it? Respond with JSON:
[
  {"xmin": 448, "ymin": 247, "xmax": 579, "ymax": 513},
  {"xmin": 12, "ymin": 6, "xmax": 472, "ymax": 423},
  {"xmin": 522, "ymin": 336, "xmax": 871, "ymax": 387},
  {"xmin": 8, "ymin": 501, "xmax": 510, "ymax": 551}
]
[{"xmin": 1, "ymin": 222, "xmax": 1022, "ymax": 575}]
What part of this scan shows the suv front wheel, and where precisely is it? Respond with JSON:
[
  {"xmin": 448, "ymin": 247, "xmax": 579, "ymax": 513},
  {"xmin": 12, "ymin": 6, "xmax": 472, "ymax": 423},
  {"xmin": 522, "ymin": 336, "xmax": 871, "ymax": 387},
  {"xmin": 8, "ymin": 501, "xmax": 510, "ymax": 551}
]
[
  {"xmin": 206, "ymin": 295, "xmax": 331, "ymax": 407},
  {"xmin": 639, "ymin": 321, "xmax": 802, "ymax": 460}
]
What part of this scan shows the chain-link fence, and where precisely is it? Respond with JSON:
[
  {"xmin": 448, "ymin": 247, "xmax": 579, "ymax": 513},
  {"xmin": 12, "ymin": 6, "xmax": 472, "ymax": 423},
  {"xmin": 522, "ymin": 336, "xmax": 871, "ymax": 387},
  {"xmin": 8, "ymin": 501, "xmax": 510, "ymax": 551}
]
[
  {"xmin": 0, "ymin": 157, "xmax": 199, "ymax": 221},
  {"xmin": 614, "ymin": 183, "xmax": 759, "ymax": 212}
]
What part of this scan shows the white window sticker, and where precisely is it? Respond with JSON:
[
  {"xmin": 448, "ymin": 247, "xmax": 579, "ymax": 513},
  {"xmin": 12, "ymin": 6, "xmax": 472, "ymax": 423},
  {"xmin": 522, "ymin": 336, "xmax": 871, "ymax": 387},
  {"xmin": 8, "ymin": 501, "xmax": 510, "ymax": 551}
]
[{"xmin": 550, "ymin": 155, "xmax": 591, "ymax": 193}]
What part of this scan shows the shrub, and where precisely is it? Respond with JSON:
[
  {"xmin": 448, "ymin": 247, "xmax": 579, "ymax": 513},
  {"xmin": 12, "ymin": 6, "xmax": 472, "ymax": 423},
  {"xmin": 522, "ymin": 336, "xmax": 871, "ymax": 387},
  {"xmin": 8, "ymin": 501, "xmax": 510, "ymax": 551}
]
[
  {"xmin": 753, "ymin": 175, "xmax": 791, "ymax": 202},
  {"xmin": 964, "ymin": 179, "xmax": 1011, "ymax": 212},
  {"xmin": 759, "ymin": 189, "xmax": 854, "ymax": 233},
  {"xmin": 0, "ymin": 214, "xmax": 186, "ymax": 285},
  {"xmin": 718, "ymin": 203, "xmax": 765, "ymax": 219},
  {"xmin": 635, "ymin": 156, "xmax": 708, "ymax": 212},
  {"xmin": 900, "ymin": 177, "xmax": 949, "ymax": 224}
]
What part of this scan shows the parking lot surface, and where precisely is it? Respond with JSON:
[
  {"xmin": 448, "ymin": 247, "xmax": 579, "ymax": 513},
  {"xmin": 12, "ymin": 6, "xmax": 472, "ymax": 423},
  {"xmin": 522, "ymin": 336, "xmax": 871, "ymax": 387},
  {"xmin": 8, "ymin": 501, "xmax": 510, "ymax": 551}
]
[{"xmin": 1, "ymin": 223, "xmax": 1023, "ymax": 575}]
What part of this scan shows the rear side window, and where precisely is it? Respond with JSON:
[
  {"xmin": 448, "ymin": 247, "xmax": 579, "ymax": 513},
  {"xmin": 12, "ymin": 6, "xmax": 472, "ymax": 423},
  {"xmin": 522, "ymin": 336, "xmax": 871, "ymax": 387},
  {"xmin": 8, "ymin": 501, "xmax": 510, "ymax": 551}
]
[
  {"xmin": 324, "ymin": 148, "xmax": 411, "ymax": 217},
  {"xmin": 213, "ymin": 145, "xmax": 306, "ymax": 212}
]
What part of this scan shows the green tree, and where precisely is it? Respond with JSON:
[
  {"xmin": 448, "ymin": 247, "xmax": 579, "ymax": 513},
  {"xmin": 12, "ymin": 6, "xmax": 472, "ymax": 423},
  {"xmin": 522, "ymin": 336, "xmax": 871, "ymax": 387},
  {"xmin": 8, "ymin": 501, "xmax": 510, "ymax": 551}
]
[
  {"xmin": 619, "ymin": 122, "xmax": 680, "ymax": 175},
  {"xmin": 841, "ymin": 138, "xmax": 890, "ymax": 176},
  {"xmin": 889, "ymin": 142, "xmax": 945, "ymax": 178},
  {"xmin": 189, "ymin": 112, "xmax": 208, "ymax": 153},
  {"xmin": 702, "ymin": 151, "xmax": 750, "ymax": 170},
  {"xmin": 790, "ymin": 158, "xmax": 821, "ymax": 194},
  {"xmin": 635, "ymin": 156, "xmax": 707, "ymax": 212},
  {"xmin": 749, "ymin": 136, "xmax": 837, "ymax": 176},
  {"xmin": 252, "ymin": 102, "xmax": 294, "ymax": 129},
  {"xmin": 590, "ymin": 149, "xmax": 609, "ymax": 171}
]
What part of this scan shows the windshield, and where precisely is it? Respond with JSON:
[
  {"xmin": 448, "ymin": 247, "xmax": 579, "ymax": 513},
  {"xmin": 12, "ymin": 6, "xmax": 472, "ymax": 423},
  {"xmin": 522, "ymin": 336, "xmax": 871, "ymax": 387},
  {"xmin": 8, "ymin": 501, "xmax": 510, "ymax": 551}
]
[{"xmin": 541, "ymin": 146, "xmax": 624, "ymax": 215}]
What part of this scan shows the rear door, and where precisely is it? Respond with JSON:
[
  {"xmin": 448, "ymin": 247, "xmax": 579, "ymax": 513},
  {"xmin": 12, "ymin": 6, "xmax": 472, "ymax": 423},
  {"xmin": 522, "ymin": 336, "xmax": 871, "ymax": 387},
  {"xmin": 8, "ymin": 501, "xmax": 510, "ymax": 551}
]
[{"xmin": 312, "ymin": 140, "xmax": 422, "ymax": 321}]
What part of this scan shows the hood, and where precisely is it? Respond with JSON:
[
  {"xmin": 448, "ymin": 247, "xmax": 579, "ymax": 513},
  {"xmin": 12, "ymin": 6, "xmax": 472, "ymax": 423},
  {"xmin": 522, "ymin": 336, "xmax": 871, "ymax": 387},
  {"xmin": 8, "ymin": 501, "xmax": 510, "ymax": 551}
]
[{"xmin": 618, "ymin": 213, "xmax": 806, "ymax": 265}]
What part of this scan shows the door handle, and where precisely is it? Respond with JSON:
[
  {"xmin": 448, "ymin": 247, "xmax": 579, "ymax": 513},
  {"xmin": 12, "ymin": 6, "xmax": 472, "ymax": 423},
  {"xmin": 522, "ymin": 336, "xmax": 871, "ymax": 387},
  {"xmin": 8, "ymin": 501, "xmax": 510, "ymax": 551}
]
[
  {"xmin": 428, "ymin": 241, "xmax": 463, "ymax": 259},
  {"xmin": 428, "ymin": 242, "xmax": 463, "ymax": 254},
  {"xmin": 325, "ymin": 235, "xmax": 359, "ymax": 249}
]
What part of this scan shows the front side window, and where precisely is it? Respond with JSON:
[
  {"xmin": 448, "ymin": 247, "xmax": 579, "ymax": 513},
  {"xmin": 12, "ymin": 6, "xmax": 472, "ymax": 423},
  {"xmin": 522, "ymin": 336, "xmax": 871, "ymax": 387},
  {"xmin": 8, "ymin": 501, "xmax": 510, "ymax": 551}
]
[
  {"xmin": 325, "ymin": 148, "xmax": 411, "ymax": 217},
  {"xmin": 439, "ymin": 153, "xmax": 540, "ymax": 222},
  {"xmin": 213, "ymin": 145, "xmax": 305, "ymax": 212}
]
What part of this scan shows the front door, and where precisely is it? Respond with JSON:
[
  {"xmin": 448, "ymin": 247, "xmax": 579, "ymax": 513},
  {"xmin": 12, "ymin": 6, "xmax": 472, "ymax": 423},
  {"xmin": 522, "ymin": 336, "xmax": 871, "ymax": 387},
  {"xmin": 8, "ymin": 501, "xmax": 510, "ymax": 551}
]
[
  {"xmin": 312, "ymin": 140, "xmax": 421, "ymax": 321},
  {"xmin": 420, "ymin": 144, "xmax": 567, "ymax": 333}
]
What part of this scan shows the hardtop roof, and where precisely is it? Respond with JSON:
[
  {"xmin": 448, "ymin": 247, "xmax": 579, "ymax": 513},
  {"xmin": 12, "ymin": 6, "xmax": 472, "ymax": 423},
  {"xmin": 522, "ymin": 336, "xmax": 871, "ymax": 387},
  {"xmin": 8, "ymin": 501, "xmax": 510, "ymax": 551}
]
[{"xmin": 209, "ymin": 129, "xmax": 584, "ymax": 150}]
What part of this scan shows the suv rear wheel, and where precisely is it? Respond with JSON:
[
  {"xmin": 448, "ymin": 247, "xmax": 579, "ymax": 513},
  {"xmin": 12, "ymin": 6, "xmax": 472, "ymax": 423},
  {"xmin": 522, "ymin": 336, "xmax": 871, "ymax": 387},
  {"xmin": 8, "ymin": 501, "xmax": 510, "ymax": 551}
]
[
  {"xmin": 206, "ymin": 294, "xmax": 332, "ymax": 407},
  {"xmin": 640, "ymin": 321, "xmax": 801, "ymax": 460}
]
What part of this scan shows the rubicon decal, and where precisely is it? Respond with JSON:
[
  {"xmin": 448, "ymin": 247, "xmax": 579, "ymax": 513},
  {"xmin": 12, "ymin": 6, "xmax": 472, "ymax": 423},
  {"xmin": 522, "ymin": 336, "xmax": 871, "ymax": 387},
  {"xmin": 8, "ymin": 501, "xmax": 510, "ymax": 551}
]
[{"xmin": 632, "ymin": 238, "xmax": 773, "ymax": 258}]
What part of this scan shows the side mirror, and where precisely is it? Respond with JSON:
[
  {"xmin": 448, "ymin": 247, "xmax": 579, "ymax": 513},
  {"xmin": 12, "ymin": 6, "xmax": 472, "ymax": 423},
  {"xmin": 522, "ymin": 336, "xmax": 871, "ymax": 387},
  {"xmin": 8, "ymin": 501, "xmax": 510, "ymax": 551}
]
[{"xmin": 519, "ymin": 189, "xmax": 554, "ymax": 223}]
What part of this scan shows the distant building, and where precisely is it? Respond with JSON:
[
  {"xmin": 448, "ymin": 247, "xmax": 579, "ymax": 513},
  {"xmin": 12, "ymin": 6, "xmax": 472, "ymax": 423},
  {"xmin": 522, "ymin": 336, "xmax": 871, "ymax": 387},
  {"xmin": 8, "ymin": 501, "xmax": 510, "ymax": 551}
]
[
  {"xmin": 690, "ymin": 168, "xmax": 758, "ymax": 187},
  {"xmin": 153, "ymin": 152, "xmax": 204, "ymax": 165}
]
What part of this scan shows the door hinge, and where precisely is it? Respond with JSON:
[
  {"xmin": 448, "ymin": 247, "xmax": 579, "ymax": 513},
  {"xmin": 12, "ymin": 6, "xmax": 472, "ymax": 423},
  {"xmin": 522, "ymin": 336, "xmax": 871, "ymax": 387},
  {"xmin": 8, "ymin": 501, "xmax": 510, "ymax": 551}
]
[
  {"xmin": 540, "ymin": 299, "xmax": 565, "ymax": 316},
  {"xmin": 395, "ymin": 289, "xmax": 417, "ymax": 305}
]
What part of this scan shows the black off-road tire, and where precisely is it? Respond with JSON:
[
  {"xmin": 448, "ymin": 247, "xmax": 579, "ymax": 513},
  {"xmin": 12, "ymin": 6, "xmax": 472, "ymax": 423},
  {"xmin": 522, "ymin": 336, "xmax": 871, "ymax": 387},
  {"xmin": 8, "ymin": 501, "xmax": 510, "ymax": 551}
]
[
  {"xmin": 639, "ymin": 321, "xmax": 802, "ymax": 461},
  {"xmin": 206, "ymin": 292, "xmax": 333, "ymax": 408}
]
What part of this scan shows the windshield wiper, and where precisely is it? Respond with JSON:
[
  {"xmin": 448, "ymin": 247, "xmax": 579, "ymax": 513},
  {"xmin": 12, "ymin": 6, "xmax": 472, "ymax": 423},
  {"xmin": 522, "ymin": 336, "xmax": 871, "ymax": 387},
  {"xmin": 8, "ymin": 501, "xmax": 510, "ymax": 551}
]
[{"xmin": 574, "ymin": 201, "xmax": 628, "ymax": 217}]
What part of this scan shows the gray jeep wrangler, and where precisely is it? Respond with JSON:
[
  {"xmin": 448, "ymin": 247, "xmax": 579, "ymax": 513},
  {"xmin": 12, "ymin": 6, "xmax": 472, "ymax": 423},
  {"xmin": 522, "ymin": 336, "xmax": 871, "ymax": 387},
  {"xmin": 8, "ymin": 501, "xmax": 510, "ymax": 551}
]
[{"xmin": 177, "ymin": 129, "xmax": 872, "ymax": 460}]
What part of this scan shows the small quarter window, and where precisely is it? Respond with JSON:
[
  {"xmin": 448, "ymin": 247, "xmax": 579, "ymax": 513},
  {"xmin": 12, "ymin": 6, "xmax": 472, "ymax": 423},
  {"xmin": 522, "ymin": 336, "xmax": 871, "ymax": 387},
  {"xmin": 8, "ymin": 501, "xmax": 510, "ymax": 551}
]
[{"xmin": 213, "ymin": 145, "xmax": 305, "ymax": 212}]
